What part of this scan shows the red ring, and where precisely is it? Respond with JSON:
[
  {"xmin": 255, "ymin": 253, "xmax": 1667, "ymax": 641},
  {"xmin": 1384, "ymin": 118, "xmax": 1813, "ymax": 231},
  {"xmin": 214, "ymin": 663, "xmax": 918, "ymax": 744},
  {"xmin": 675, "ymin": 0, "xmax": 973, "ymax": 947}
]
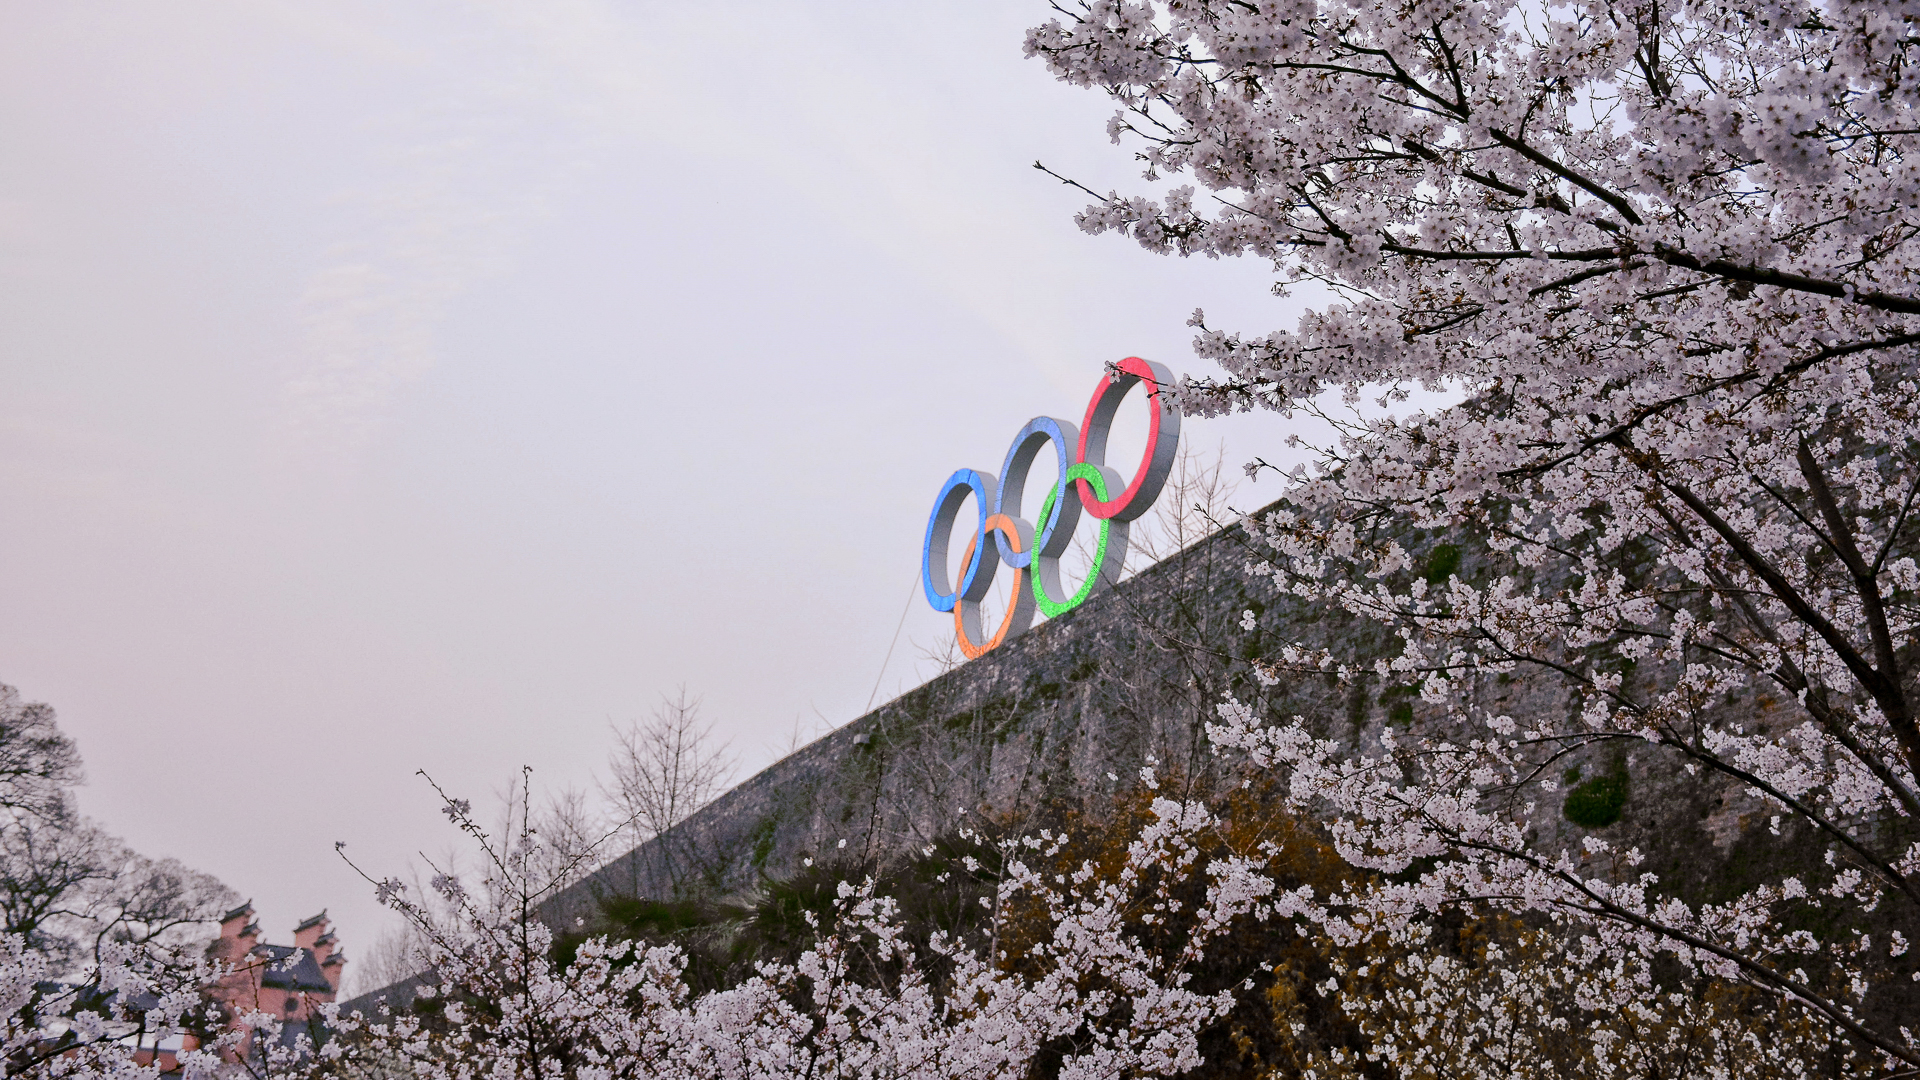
[{"xmin": 1074, "ymin": 357, "xmax": 1176, "ymax": 521}]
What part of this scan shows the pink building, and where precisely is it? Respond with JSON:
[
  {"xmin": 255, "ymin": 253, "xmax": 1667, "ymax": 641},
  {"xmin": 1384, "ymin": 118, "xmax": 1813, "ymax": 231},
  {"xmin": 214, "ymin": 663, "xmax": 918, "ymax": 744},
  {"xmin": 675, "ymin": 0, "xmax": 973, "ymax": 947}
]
[{"xmin": 195, "ymin": 903, "xmax": 347, "ymax": 1061}]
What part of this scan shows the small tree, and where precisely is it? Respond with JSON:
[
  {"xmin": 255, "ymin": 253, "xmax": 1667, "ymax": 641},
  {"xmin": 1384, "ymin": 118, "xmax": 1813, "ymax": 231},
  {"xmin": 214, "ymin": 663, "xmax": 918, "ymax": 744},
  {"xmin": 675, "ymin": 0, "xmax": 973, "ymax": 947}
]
[
  {"xmin": 0, "ymin": 684, "xmax": 234, "ymax": 1078},
  {"xmin": 1029, "ymin": 0, "xmax": 1920, "ymax": 1067},
  {"xmin": 1122, "ymin": 441, "xmax": 1240, "ymax": 570},
  {"xmin": 0, "ymin": 684, "xmax": 232, "ymax": 966},
  {"xmin": 348, "ymin": 923, "xmax": 429, "ymax": 1000},
  {"xmin": 0, "ymin": 688, "xmax": 80, "ymax": 824},
  {"xmin": 600, "ymin": 690, "xmax": 735, "ymax": 895}
]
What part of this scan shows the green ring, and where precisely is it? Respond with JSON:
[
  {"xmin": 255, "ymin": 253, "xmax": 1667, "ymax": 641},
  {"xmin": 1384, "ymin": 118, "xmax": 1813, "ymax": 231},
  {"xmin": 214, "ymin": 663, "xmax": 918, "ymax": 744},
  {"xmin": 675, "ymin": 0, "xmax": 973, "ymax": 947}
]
[{"xmin": 1032, "ymin": 462, "xmax": 1112, "ymax": 618}]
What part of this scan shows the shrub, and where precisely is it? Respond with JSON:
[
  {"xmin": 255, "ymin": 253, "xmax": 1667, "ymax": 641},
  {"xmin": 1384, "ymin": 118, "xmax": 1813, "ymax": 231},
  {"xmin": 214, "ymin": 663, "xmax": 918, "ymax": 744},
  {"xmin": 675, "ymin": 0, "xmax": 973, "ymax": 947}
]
[{"xmin": 1563, "ymin": 770, "xmax": 1629, "ymax": 828}]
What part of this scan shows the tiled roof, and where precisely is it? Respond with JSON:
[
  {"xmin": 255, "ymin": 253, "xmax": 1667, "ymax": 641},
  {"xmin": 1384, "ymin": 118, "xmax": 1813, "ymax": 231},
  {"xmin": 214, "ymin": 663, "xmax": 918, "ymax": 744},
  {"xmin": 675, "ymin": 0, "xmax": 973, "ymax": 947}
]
[
  {"xmin": 253, "ymin": 945, "xmax": 336, "ymax": 993},
  {"xmin": 221, "ymin": 901, "xmax": 255, "ymax": 924},
  {"xmin": 293, "ymin": 911, "xmax": 328, "ymax": 932}
]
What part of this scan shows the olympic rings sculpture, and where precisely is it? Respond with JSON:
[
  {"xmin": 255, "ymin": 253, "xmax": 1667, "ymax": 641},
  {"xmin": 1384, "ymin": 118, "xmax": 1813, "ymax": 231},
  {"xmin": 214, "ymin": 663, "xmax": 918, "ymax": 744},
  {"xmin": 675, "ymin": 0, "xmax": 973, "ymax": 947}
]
[{"xmin": 921, "ymin": 357, "xmax": 1181, "ymax": 659}]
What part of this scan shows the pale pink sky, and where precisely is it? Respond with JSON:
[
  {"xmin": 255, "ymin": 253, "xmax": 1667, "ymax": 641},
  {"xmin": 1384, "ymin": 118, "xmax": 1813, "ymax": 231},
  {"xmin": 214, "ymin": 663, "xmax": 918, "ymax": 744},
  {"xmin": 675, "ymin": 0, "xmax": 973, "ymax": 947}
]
[{"xmin": 0, "ymin": 2, "xmax": 1310, "ymax": 968}]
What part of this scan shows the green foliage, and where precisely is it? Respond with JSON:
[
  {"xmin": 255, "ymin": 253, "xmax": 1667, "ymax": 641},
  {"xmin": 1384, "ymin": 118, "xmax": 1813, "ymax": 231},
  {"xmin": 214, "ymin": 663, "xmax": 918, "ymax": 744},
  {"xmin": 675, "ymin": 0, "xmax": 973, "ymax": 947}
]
[
  {"xmin": 747, "ymin": 815, "xmax": 778, "ymax": 869},
  {"xmin": 1424, "ymin": 543, "xmax": 1462, "ymax": 585},
  {"xmin": 1380, "ymin": 683, "xmax": 1419, "ymax": 727},
  {"xmin": 1563, "ymin": 768, "xmax": 1630, "ymax": 828},
  {"xmin": 548, "ymin": 835, "xmax": 1002, "ymax": 996}
]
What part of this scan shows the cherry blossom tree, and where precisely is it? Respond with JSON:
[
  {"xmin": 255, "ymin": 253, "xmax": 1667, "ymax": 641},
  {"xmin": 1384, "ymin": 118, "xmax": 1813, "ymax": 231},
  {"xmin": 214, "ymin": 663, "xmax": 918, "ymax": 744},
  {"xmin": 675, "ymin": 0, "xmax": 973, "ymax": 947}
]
[
  {"xmin": 327, "ymin": 778, "xmax": 1271, "ymax": 1080},
  {"xmin": 317, "ymin": 766, "xmax": 1867, "ymax": 1080},
  {"xmin": 0, "ymin": 685, "xmax": 236, "ymax": 1079},
  {"xmin": 1027, "ymin": 0, "xmax": 1920, "ymax": 1067}
]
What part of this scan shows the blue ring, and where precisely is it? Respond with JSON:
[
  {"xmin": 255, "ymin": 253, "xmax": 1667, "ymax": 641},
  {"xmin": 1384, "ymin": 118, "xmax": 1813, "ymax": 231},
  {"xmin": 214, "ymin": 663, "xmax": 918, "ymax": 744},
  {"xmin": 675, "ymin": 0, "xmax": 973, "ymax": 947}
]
[
  {"xmin": 993, "ymin": 417, "xmax": 1080, "ymax": 569},
  {"xmin": 921, "ymin": 468, "xmax": 998, "ymax": 612}
]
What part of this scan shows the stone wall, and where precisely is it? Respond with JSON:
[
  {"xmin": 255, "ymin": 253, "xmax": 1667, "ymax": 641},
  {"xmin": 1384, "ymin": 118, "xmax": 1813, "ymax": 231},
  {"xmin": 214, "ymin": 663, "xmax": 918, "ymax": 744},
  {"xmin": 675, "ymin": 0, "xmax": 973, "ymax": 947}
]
[
  {"xmin": 347, "ymin": 498, "xmax": 1836, "ymax": 1019},
  {"xmin": 542, "ymin": 499, "xmax": 1831, "ymax": 927},
  {"xmin": 544, "ymin": 506, "xmax": 1296, "ymax": 922}
]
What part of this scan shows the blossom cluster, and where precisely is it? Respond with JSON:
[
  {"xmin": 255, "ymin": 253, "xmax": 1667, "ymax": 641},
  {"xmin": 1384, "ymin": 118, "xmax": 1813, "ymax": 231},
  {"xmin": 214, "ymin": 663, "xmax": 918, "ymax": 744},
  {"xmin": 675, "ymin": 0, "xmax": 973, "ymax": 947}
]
[{"xmin": 318, "ymin": 793, "xmax": 1274, "ymax": 1080}]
